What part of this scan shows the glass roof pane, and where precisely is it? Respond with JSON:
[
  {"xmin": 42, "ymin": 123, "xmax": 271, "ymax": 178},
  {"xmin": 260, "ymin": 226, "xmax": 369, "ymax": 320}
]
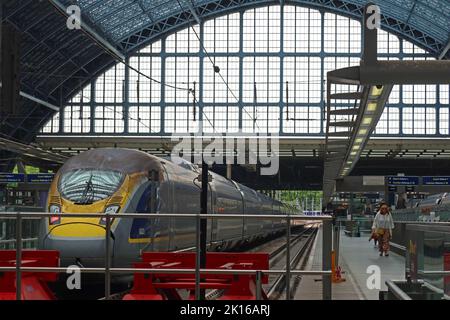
[{"xmin": 61, "ymin": 0, "xmax": 448, "ymax": 51}]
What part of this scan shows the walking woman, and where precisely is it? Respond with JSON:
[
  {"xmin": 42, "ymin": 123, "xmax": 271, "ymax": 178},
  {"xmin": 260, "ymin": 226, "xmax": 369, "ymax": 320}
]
[{"xmin": 372, "ymin": 202, "xmax": 395, "ymax": 256}]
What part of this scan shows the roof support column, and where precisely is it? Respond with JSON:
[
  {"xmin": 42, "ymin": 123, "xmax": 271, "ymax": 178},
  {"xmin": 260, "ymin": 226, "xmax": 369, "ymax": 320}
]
[{"xmin": 439, "ymin": 39, "xmax": 450, "ymax": 60}]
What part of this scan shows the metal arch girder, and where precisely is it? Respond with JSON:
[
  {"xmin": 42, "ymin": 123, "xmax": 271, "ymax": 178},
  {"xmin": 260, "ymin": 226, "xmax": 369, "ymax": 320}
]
[
  {"xmin": 113, "ymin": 0, "xmax": 446, "ymax": 58},
  {"xmin": 55, "ymin": 52, "xmax": 115, "ymax": 100},
  {"xmin": 439, "ymin": 39, "xmax": 450, "ymax": 60},
  {"xmin": 117, "ymin": 0, "xmax": 285, "ymax": 50},
  {"xmin": 118, "ymin": 10, "xmax": 201, "ymax": 52},
  {"xmin": 1, "ymin": 0, "xmax": 34, "ymax": 21},
  {"xmin": 41, "ymin": 43, "xmax": 102, "ymax": 96},
  {"xmin": 11, "ymin": 98, "xmax": 58, "ymax": 135},
  {"xmin": 184, "ymin": 0, "xmax": 202, "ymax": 25},
  {"xmin": 10, "ymin": 16, "xmax": 98, "ymax": 98},
  {"xmin": 57, "ymin": 0, "xmax": 128, "ymax": 52},
  {"xmin": 3, "ymin": 21, "xmax": 91, "ymax": 94},
  {"xmin": 0, "ymin": 137, "xmax": 68, "ymax": 164},
  {"xmin": 47, "ymin": 0, "xmax": 125, "ymax": 61},
  {"xmin": 33, "ymin": 35, "xmax": 96, "ymax": 91},
  {"xmin": 9, "ymin": 52, "xmax": 115, "ymax": 144},
  {"xmin": 105, "ymin": 2, "xmax": 198, "ymax": 41},
  {"xmin": 19, "ymin": 92, "xmax": 59, "ymax": 112},
  {"xmin": 0, "ymin": 80, "xmax": 59, "ymax": 112},
  {"xmin": 4, "ymin": 0, "xmax": 449, "ymax": 157}
]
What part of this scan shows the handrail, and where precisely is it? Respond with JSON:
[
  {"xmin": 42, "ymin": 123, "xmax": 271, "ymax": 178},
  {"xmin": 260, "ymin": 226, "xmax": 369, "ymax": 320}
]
[
  {"xmin": 0, "ymin": 266, "xmax": 332, "ymax": 275},
  {"xmin": 385, "ymin": 280, "xmax": 412, "ymax": 300},
  {"xmin": 389, "ymin": 242, "xmax": 406, "ymax": 252},
  {"xmin": 0, "ymin": 238, "xmax": 38, "ymax": 245},
  {"xmin": 0, "ymin": 212, "xmax": 332, "ymax": 220},
  {"xmin": 418, "ymin": 270, "xmax": 450, "ymax": 276},
  {"xmin": 0, "ymin": 210, "xmax": 333, "ymax": 301},
  {"xmin": 421, "ymin": 281, "xmax": 450, "ymax": 300}
]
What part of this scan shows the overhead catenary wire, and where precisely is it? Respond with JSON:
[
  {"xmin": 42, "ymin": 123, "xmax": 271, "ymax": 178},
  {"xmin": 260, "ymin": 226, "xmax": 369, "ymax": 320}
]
[
  {"xmin": 39, "ymin": 2, "xmax": 323, "ymax": 135},
  {"xmin": 175, "ymin": 0, "xmax": 262, "ymax": 132},
  {"xmin": 42, "ymin": 0, "xmax": 253, "ymax": 136}
]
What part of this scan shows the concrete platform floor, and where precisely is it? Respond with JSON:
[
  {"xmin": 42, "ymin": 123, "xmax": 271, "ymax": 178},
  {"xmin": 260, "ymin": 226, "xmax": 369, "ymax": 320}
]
[{"xmin": 293, "ymin": 226, "xmax": 405, "ymax": 300}]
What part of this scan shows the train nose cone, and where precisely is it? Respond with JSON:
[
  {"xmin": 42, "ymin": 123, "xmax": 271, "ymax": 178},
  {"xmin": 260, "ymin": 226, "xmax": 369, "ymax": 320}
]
[
  {"xmin": 43, "ymin": 237, "xmax": 114, "ymax": 268},
  {"xmin": 42, "ymin": 223, "xmax": 114, "ymax": 268}
]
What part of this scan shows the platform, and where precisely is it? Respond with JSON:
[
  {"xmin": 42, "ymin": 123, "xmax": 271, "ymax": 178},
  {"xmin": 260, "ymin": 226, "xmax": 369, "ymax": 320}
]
[{"xmin": 294, "ymin": 226, "xmax": 405, "ymax": 300}]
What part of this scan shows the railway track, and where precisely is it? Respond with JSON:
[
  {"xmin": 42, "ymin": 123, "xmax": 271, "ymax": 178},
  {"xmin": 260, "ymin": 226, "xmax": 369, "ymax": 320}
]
[
  {"xmin": 205, "ymin": 224, "xmax": 319, "ymax": 300},
  {"xmin": 266, "ymin": 225, "xmax": 318, "ymax": 300}
]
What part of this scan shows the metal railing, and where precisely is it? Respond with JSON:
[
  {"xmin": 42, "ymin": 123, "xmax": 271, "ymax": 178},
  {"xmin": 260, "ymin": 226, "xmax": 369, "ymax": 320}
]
[
  {"xmin": 0, "ymin": 217, "xmax": 40, "ymax": 249},
  {"xmin": 418, "ymin": 270, "xmax": 450, "ymax": 276},
  {"xmin": 385, "ymin": 279, "xmax": 450, "ymax": 300},
  {"xmin": 385, "ymin": 280, "xmax": 412, "ymax": 300},
  {"xmin": 0, "ymin": 211, "xmax": 333, "ymax": 301}
]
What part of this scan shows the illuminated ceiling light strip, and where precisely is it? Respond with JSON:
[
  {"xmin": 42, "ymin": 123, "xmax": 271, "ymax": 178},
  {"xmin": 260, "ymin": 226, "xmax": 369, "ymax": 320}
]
[
  {"xmin": 358, "ymin": 128, "xmax": 368, "ymax": 136},
  {"xmin": 370, "ymin": 86, "xmax": 383, "ymax": 97},
  {"xmin": 367, "ymin": 102, "xmax": 377, "ymax": 112},
  {"xmin": 336, "ymin": 85, "xmax": 389, "ymax": 181},
  {"xmin": 362, "ymin": 117, "xmax": 372, "ymax": 125}
]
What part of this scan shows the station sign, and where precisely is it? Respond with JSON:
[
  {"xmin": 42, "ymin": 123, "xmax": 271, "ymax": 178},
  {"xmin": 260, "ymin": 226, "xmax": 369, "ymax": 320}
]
[
  {"xmin": 423, "ymin": 176, "xmax": 450, "ymax": 186},
  {"xmin": 388, "ymin": 186, "xmax": 397, "ymax": 192},
  {"xmin": 0, "ymin": 173, "xmax": 54, "ymax": 184},
  {"xmin": 0, "ymin": 173, "xmax": 25, "ymax": 183},
  {"xmin": 405, "ymin": 186, "xmax": 415, "ymax": 192},
  {"xmin": 27, "ymin": 173, "xmax": 55, "ymax": 184},
  {"xmin": 387, "ymin": 176, "xmax": 419, "ymax": 186}
]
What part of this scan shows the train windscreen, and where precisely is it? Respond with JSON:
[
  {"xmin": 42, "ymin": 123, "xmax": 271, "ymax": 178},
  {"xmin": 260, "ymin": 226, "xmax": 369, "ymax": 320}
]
[{"xmin": 58, "ymin": 169, "xmax": 124, "ymax": 204}]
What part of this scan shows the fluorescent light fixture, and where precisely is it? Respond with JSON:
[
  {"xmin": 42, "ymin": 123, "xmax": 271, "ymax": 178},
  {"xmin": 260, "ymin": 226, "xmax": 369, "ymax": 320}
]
[
  {"xmin": 371, "ymin": 86, "xmax": 383, "ymax": 97},
  {"xmin": 367, "ymin": 102, "xmax": 377, "ymax": 112},
  {"xmin": 355, "ymin": 138, "xmax": 363, "ymax": 144},
  {"xmin": 358, "ymin": 128, "xmax": 367, "ymax": 136},
  {"xmin": 352, "ymin": 145, "xmax": 360, "ymax": 151},
  {"xmin": 351, "ymin": 151, "xmax": 357, "ymax": 156},
  {"xmin": 363, "ymin": 117, "xmax": 372, "ymax": 125},
  {"xmin": 347, "ymin": 161, "xmax": 352, "ymax": 165}
]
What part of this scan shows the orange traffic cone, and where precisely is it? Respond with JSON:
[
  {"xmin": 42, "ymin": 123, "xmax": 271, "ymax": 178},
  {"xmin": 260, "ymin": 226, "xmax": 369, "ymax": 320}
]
[{"xmin": 332, "ymin": 251, "xmax": 345, "ymax": 283}]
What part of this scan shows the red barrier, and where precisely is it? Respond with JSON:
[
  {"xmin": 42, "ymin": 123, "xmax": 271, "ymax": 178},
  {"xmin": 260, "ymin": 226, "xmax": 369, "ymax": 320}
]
[
  {"xmin": 0, "ymin": 250, "xmax": 59, "ymax": 300},
  {"xmin": 123, "ymin": 252, "xmax": 269, "ymax": 300}
]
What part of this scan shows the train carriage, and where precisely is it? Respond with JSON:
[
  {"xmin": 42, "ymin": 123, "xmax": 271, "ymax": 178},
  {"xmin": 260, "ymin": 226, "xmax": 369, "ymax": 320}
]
[{"xmin": 39, "ymin": 148, "xmax": 296, "ymax": 271}]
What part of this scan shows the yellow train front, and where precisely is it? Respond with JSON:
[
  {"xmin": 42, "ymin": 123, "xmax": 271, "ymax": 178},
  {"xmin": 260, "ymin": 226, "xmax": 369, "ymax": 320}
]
[
  {"xmin": 39, "ymin": 148, "xmax": 291, "ymax": 273},
  {"xmin": 39, "ymin": 148, "xmax": 168, "ymax": 270}
]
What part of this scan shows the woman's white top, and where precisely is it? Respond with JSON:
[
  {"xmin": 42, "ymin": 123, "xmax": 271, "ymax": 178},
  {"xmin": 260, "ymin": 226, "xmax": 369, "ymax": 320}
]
[{"xmin": 372, "ymin": 212, "xmax": 395, "ymax": 233}]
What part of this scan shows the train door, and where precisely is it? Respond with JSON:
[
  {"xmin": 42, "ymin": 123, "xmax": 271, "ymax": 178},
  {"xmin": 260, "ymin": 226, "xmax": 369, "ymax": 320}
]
[
  {"xmin": 230, "ymin": 181, "xmax": 246, "ymax": 241},
  {"xmin": 152, "ymin": 164, "xmax": 172, "ymax": 252},
  {"xmin": 129, "ymin": 175, "xmax": 168, "ymax": 254},
  {"xmin": 148, "ymin": 177, "xmax": 171, "ymax": 252}
]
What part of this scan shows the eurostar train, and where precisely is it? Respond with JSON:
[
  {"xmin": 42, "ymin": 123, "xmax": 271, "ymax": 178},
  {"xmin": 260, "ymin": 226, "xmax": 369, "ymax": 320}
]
[{"xmin": 39, "ymin": 148, "xmax": 295, "ymax": 270}]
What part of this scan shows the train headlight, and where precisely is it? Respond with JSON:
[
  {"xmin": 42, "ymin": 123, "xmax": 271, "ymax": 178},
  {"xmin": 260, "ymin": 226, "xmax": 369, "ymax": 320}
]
[
  {"xmin": 100, "ymin": 205, "xmax": 120, "ymax": 225},
  {"xmin": 49, "ymin": 205, "xmax": 61, "ymax": 225}
]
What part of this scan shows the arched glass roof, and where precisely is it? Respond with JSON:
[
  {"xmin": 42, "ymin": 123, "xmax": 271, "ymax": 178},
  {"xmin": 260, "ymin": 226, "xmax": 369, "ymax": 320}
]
[
  {"xmin": 0, "ymin": 0, "xmax": 449, "ymax": 163},
  {"xmin": 62, "ymin": 0, "xmax": 449, "ymax": 55},
  {"xmin": 39, "ymin": 6, "xmax": 448, "ymax": 140}
]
